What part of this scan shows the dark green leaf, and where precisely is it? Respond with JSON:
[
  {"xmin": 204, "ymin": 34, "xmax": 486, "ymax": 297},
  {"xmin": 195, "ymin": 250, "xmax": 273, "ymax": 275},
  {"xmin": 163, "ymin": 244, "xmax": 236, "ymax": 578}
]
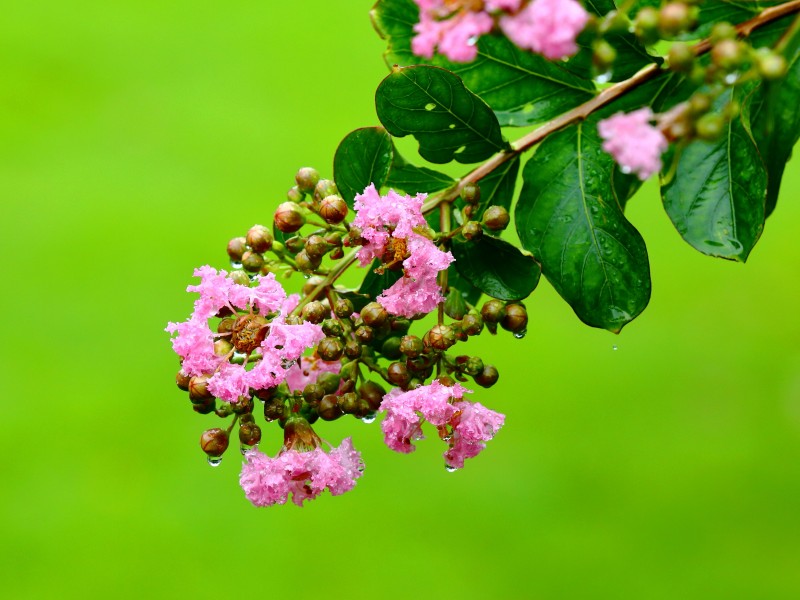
[
  {"xmin": 660, "ymin": 88, "xmax": 767, "ymax": 261},
  {"xmin": 371, "ymin": 0, "xmax": 596, "ymax": 126},
  {"xmin": 376, "ymin": 65, "xmax": 508, "ymax": 164},
  {"xmin": 515, "ymin": 122, "xmax": 651, "ymax": 332},
  {"xmin": 333, "ymin": 127, "xmax": 394, "ymax": 207},
  {"xmin": 447, "ymin": 265, "xmax": 483, "ymax": 307},
  {"xmin": 358, "ymin": 259, "xmax": 403, "ymax": 300},
  {"xmin": 385, "ymin": 145, "xmax": 455, "ymax": 195},
  {"xmin": 473, "ymin": 155, "xmax": 520, "ymax": 222},
  {"xmin": 451, "ymin": 236, "xmax": 540, "ymax": 302},
  {"xmin": 336, "ymin": 290, "xmax": 372, "ymax": 314}
]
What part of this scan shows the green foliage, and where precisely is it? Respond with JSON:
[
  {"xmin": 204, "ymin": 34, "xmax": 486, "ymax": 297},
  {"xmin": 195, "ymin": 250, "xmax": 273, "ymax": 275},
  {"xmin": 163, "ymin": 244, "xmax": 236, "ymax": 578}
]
[
  {"xmin": 385, "ymin": 145, "xmax": 455, "ymax": 194},
  {"xmin": 333, "ymin": 127, "xmax": 393, "ymax": 206}
]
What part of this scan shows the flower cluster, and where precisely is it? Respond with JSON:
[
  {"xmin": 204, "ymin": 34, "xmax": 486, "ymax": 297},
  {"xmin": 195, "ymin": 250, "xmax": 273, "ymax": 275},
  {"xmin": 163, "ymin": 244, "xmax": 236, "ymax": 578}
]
[
  {"xmin": 597, "ymin": 108, "xmax": 669, "ymax": 180},
  {"xmin": 412, "ymin": 0, "xmax": 588, "ymax": 63},
  {"xmin": 165, "ymin": 266, "xmax": 324, "ymax": 403},
  {"xmin": 380, "ymin": 380, "xmax": 505, "ymax": 469},
  {"xmin": 353, "ymin": 184, "xmax": 454, "ymax": 318}
]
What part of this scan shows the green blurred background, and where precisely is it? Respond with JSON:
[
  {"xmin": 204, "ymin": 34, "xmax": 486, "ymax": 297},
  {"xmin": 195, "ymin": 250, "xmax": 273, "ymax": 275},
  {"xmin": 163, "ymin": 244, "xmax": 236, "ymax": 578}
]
[{"xmin": 2, "ymin": 1, "xmax": 799, "ymax": 598}]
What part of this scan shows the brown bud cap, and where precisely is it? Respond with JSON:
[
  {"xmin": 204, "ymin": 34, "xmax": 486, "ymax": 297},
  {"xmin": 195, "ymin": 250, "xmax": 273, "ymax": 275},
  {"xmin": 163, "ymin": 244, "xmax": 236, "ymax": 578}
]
[
  {"xmin": 359, "ymin": 380, "xmax": 386, "ymax": 411},
  {"xmin": 501, "ymin": 303, "xmax": 528, "ymax": 333},
  {"xmin": 200, "ymin": 428, "xmax": 229, "ymax": 457},
  {"xmin": 274, "ymin": 202, "xmax": 306, "ymax": 233},
  {"xmin": 241, "ymin": 251, "xmax": 265, "ymax": 274},
  {"xmin": 482, "ymin": 206, "xmax": 510, "ymax": 231},
  {"xmin": 295, "ymin": 250, "xmax": 321, "ymax": 273},
  {"xmin": 425, "ymin": 324, "xmax": 456, "ymax": 351},
  {"xmin": 321, "ymin": 318, "xmax": 343, "ymax": 337},
  {"xmin": 465, "ymin": 356, "xmax": 484, "ymax": 377},
  {"xmin": 285, "ymin": 235, "xmax": 305, "ymax": 254},
  {"xmin": 229, "ymin": 270, "xmax": 250, "ymax": 286},
  {"xmin": 302, "ymin": 276, "xmax": 326, "ymax": 299},
  {"xmin": 461, "ymin": 220, "xmax": 483, "ymax": 241},
  {"xmin": 319, "ymin": 195, "xmax": 348, "ymax": 224},
  {"xmin": 317, "ymin": 371, "xmax": 342, "ymax": 395},
  {"xmin": 399, "ymin": 335, "xmax": 424, "ymax": 358},
  {"xmin": 246, "ymin": 224, "xmax": 274, "ymax": 253},
  {"xmin": 213, "ymin": 339, "xmax": 234, "ymax": 356},
  {"xmin": 192, "ymin": 397, "xmax": 216, "ymax": 414},
  {"xmin": 304, "ymin": 234, "xmax": 330, "ymax": 260},
  {"xmin": 355, "ymin": 325, "xmax": 374, "ymax": 344},
  {"xmin": 387, "ymin": 361, "xmax": 411, "ymax": 387},
  {"xmin": 263, "ymin": 397, "xmax": 286, "ymax": 421},
  {"xmin": 189, "ymin": 375, "xmax": 214, "ymax": 401},
  {"xmin": 319, "ymin": 394, "xmax": 343, "ymax": 420},
  {"xmin": 303, "ymin": 383, "xmax": 325, "ymax": 404},
  {"xmin": 287, "ymin": 185, "xmax": 303, "ymax": 203},
  {"xmin": 339, "ymin": 392, "xmax": 359, "ymax": 414},
  {"xmin": 238, "ymin": 422, "xmax": 262, "ymax": 447},
  {"xmin": 474, "ymin": 364, "xmax": 500, "ymax": 388},
  {"xmin": 313, "ymin": 179, "xmax": 338, "ymax": 203},
  {"xmin": 344, "ymin": 339, "xmax": 362, "ymax": 359},
  {"xmin": 317, "ymin": 337, "xmax": 344, "ymax": 361},
  {"xmin": 333, "ymin": 298, "xmax": 354, "ymax": 318},
  {"xmin": 658, "ymin": 2, "xmax": 695, "ymax": 37},
  {"xmin": 295, "ymin": 167, "xmax": 320, "ymax": 193},
  {"xmin": 227, "ymin": 237, "xmax": 247, "ymax": 261},
  {"xmin": 176, "ymin": 370, "xmax": 191, "ymax": 391},
  {"xmin": 361, "ymin": 302, "xmax": 389, "ymax": 328},
  {"xmin": 462, "ymin": 313, "xmax": 484, "ymax": 336},
  {"xmin": 711, "ymin": 39, "xmax": 744, "ymax": 70},
  {"xmin": 325, "ymin": 232, "xmax": 344, "ymax": 247},
  {"xmin": 436, "ymin": 375, "xmax": 456, "ymax": 387},
  {"xmin": 301, "ymin": 301, "xmax": 327, "ymax": 324},
  {"xmin": 481, "ymin": 299, "xmax": 507, "ymax": 324},
  {"xmin": 460, "ymin": 182, "xmax": 481, "ymax": 204}
]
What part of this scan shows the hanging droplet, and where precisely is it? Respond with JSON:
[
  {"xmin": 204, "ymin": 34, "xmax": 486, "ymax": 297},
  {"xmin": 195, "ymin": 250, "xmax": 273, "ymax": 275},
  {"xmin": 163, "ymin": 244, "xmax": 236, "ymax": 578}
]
[
  {"xmin": 513, "ymin": 328, "xmax": 527, "ymax": 340},
  {"xmin": 620, "ymin": 165, "xmax": 632, "ymax": 175},
  {"xmin": 612, "ymin": 345, "xmax": 618, "ymax": 351},
  {"xmin": 240, "ymin": 444, "xmax": 252, "ymax": 455},
  {"xmin": 207, "ymin": 456, "xmax": 222, "ymax": 467},
  {"xmin": 444, "ymin": 464, "xmax": 458, "ymax": 473},
  {"xmin": 361, "ymin": 412, "xmax": 377, "ymax": 424},
  {"xmin": 593, "ymin": 70, "xmax": 612, "ymax": 84},
  {"xmin": 230, "ymin": 261, "xmax": 243, "ymax": 270}
]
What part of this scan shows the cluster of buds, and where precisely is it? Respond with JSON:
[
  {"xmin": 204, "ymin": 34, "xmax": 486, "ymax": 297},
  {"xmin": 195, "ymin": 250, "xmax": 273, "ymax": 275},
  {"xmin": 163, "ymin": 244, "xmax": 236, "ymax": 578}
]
[{"xmin": 167, "ymin": 177, "xmax": 521, "ymax": 507}]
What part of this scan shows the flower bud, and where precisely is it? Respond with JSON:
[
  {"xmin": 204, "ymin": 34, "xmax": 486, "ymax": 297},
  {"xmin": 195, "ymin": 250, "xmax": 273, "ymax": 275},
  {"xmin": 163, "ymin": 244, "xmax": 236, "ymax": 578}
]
[
  {"xmin": 176, "ymin": 370, "xmax": 191, "ymax": 391},
  {"xmin": 387, "ymin": 361, "xmax": 411, "ymax": 387},
  {"xmin": 658, "ymin": 2, "xmax": 695, "ymax": 38},
  {"xmin": 241, "ymin": 251, "xmax": 265, "ymax": 274},
  {"xmin": 444, "ymin": 288, "xmax": 467, "ymax": 320},
  {"xmin": 634, "ymin": 7, "xmax": 659, "ymax": 44},
  {"xmin": 200, "ymin": 428, "xmax": 229, "ymax": 457},
  {"xmin": 189, "ymin": 375, "xmax": 214, "ymax": 401},
  {"xmin": 688, "ymin": 92, "xmax": 712, "ymax": 116},
  {"xmin": 295, "ymin": 250, "xmax": 321, "ymax": 273},
  {"xmin": 317, "ymin": 371, "xmax": 341, "ymax": 395},
  {"xmin": 302, "ymin": 276, "xmax": 326, "ymax": 299},
  {"xmin": 313, "ymin": 179, "xmax": 338, "ymax": 203},
  {"xmin": 317, "ymin": 337, "xmax": 344, "ymax": 361},
  {"xmin": 285, "ymin": 235, "xmax": 305, "ymax": 254},
  {"xmin": 274, "ymin": 202, "xmax": 305, "ymax": 233},
  {"xmin": 399, "ymin": 335, "xmax": 424, "ymax": 358},
  {"xmin": 325, "ymin": 232, "xmax": 344, "ymax": 247},
  {"xmin": 460, "ymin": 182, "xmax": 480, "ymax": 204},
  {"xmin": 263, "ymin": 397, "xmax": 287, "ymax": 421},
  {"xmin": 592, "ymin": 39, "xmax": 617, "ymax": 72},
  {"xmin": 756, "ymin": 50, "xmax": 787, "ymax": 80},
  {"xmin": 295, "ymin": 167, "xmax": 320, "ymax": 194},
  {"xmin": 355, "ymin": 325, "xmax": 374, "ymax": 344},
  {"xmin": 481, "ymin": 299, "xmax": 507, "ymax": 324},
  {"xmin": 695, "ymin": 113, "xmax": 725, "ymax": 141},
  {"xmin": 303, "ymin": 383, "xmax": 325, "ymax": 404},
  {"xmin": 668, "ymin": 42, "xmax": 694, "ymax": 73},
  {"xmin": 465, "ymin": 356, "xmax": 484, "ymax": 377},
  {"xmin": 287, "ymin": 185, "xmax": 303, "ymax": 203},
  {"xmin": 482, "ymin": 206, "xmax": 510, "ymax": 231},
  {"xmin": 238, "ymin": 422, "xmax": 262, "ymax": 447},
  {"xmin": 381, "ymin": 336, "xmax": 403, "ymax": 360},
  {"xmin": 474, "ymin": 364, "xmax": 500, "ymax": 388},
  {"xmin": 319, "ymin": 195, "xmax": 348, "ymax": 224},
  {"xmin": 301, "ymin": 301, "xmax": 327, "ymax": 324},
  {"xmin": 461, "ymin": 221, "xmax": 483, "ymax": 241},
  {"xmin": 334, "ymin": 298, "xmax": 354, "ymax": 319},
  {"xmin": 345, "ymin": 339, "xmax": 362, "ymax": 359},
  {"xmin": 246, "ymin": 224, "xmax": 274, "ymax": 253},
  {"xmin": 321, "ymin": 318, "xmax": 343, "ymax": 337},
  {"xmin": 192, "ymin": 397, "xmax": 216, "ymax": 415},
  {"xmin": 359, "ymin": 380, "xmax": 386, "ymax": 411},
  {"xmin": 710, "ymin": 22, "xmax": 737, "ymax": 43},
  {"xmin": 319, "ymin": 394, "xmax": 343, "ymax": 420},
  {"xmin": 462, "ymin": 313, "xmax": 484, "ymax": 336},
  {"xmin": 436, "ymin": 375, "xmax": 456, "ymax": 387},
  {"xmin": 339, "ymin": 392, "xmax": 359, "ymax": 414},
  {"xmin": 305, "ymin": 234, "xmax": 330, "ymax": 261},
  {"xmin": 229, "ymin": 270, "xmax": 250, "ymax": 286},
  {"xmin": 213, "ymin": 339, "xmax": 233, "ymax": 356},
  {"xmin": 227, "ymin": 236, "xmax": 247, "ymax": 261},
  {"xmin": 501, "ymin": 303, "xmax": 528, "ymax": 333},
  {"xmin": 711, "ymin": 39, "xmax": 743, "ymax": 70},
  {"xmin": 425, "ymin": 324, "xmax": 456, "ymax": 351},
  {"xmin": 361, "ymin": 302, "xmax": 388, "ymax": 328}
]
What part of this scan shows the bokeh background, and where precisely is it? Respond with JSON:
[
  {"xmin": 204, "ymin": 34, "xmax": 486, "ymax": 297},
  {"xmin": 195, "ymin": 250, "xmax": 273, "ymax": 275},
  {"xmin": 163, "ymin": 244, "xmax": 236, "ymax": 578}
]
[{"xmin": 2, "ymin": 1, "xmax": 799, "ymax": 598}]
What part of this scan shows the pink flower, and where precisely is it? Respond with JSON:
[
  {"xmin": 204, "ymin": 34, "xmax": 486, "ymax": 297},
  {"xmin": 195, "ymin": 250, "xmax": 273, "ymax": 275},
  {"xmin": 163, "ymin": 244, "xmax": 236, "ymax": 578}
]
[
  {"xmin": 486, "ymin": 0, "xmax": 522, "ymax": 11},
  {"xmin": 353, "ymin": 185, "xmax": 454, "ymax": 318},
  {"xmin": 380, "ymin": 381, "xmax": 503, "ymax": 467},
  {"xmin": 165, "ymin": 317, "xmax": 220, "ymax": 377},
  {"xmin": 597, "ymin": 108, "xmax": 669, "ymax": 180},
  {"xmin": 284, "ymin": 355, "xmax": 341, "ymax": 393},
  {"xmin": 239, "ymin": 437, "xmax": 364, "ymax": 507},
  {"xmin": 499, "ymin": 0, "xmax": 588, "ymax": 60},
  {"xmin": 411, "ymin": 1, "xmax": 493, "ymax": 63}
]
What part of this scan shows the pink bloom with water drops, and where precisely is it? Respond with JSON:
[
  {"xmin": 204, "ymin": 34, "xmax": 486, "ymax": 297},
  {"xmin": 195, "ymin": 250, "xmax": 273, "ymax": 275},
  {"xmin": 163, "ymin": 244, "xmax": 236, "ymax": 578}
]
[
  {"xmin": 499, "ymin": 0, "xmax": 588, "ymax": 60},
  {"xmin": 444, "ymin": 401, "xmax": 506, "ymax": 469},
  {"xmin": 411, "ymin": 1, "xmax": 494, "ymax": 63},
  {"xmin": 597, "ymin": 108, "xmax": 669, "ymax": 180}
]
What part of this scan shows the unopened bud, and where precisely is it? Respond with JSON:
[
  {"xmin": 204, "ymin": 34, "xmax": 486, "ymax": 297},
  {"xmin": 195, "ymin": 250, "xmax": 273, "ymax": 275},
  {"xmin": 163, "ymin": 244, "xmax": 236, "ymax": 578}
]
[
  {"xmin": 227, "ymin": 237, "xmax": 247, "ymax": 261},
  {"xmin": 214, "ymin": 339, "xmax": 233, "ymax": 356},
  {"xmin": 303, "ymin": 383, "xmax": 325, "ymax": 404},
  {"xmin": 474, "ymin": 364, "xmax": 500, "ymax": 388},
  {"xmin": 313, "ymin": 179, "xmax": 338, "ymax": 203},
  {"xmin": 317, "ymin": 371, "xmax": 341, "ymax": 395},
  {"xmin": 229, "ymin": 270, "xmax": 250, "ymax": 286},
  {"xmin": 461, "ymin": 221, "xmax": 482, "ymax": 241},
  {"xmin": 238, "ymin": 422, "xmax": 262, "ymax": 447},
  {"xmin": 189, "ymin": 375, "xmax": 214, "ymax": 401},
  {"xmin": 482, "ymin": 206, "xmax": 510, "ymax": 231},
  {"xmin": 319, "ymin": 394, "xmax": 343, "ymax": 420},
  {"xmin": 200, "ymin": 428, "xmax": 229, "ymax": 457},
  {"xmin": 460, "ymin": 182, "xmax": 480, "ymax": 204},
  {"xmin": 462, "ymin": 313, "xmax": 484, "ymax": 336},
  {"xmin": 355, "ymin": 325, "xmax": 374, "ymax": 344},
  {"xmin": 689, "ymin": 92, "xmax": 712, "ymax": 115},
  {"xmin": 305, "ymin": 234, "xmax": 330, "ymax": 261},
  {"xmin": 295, "ymin": 249, "xmax": 321, "ymax": 273},
  {"xmin": 361, "ymin": 302, "xmax": 388, "ymax": 327},
  {"xmin": 634, "ymin": 7, "xmax": 660, "ymax": 44},
  {"xmin": 319, "ymin": 195, "xmax": 348, "ymax": 224},
  {"xmin": 301, "ymin": 301, "xmax": 327, "ymax": 324},
  {"xmin": 501, "ymin": 303, "xmax": 528, "ymax": 333},
  {"xmin": 317, "ymin": 337, "xmax": 344, "ymax": 361},
  {"xmin": 359, "ymin": 380, "xmax": 386, "ymax": 411},
  {"xmin": 425, "ymin": 324, "xmax": 456, "ymax": 351},
  {"xmin": 710, "ymin": 22, "xmax": 737, "ymax": 43},
  {"xmin": 658, "ymin": 2, "xmax": 695, "ymax": 37},
  {"xmin": 287, "ymin": 185, "xmax": 303, "ymax": 203},
  {"xmin": 333, "ymin": 298, "xmax": 354, "ymax": 318},
  {"xmin": 381, "ymin": 336, "xmax": 403, "ymax": 360},
  {"xmin": 465, "ymin": 356, "xmax": 484, "ymax": 377},
  {"xmin": 592, "ymin": 39, "xmax": 617, "ymax": 72},
  {"xmin": 756, "ymin": 50, "xmax": 787, "ymax": 80},
  {"xmin": 387, "ymin": 361, "xmax": 411, "ymax": 387},
  {"xmin": 339, "ymin": 392, "xmax": 359, "ymax": 414},
  {"xmin": 274, "ymin": 202, "xmax": 305, "ymax": 233},
  {"xmin": 321, "ymin": 318, "xmax": 343, "ymax": 337},
  {"xmin": 481, "ymin": 299, "xmax": 507, "ymax": 324},
  {"xmin": 668, "ymin": 42, "xmax": 694, "ymax": 73},
  {"xmin": 176, "ymin": 370, "xmax": 191, "ymax": 391},
  {"xmin": 246, "ymin": 224, "xmax": 274, "ymax": 253},
  {"xmin": 241, "ymin": 250, "xmax": 265, "ymax": 273},
  {"xmin": 295, "ymin": 167, "xmax": 320, "ymax": 194},
  {"xmin": 711, "ymin": 39, "xmax": 743, "ymax": 70},
  {"xmin": 695, "ymin": 113, "xmax": 725, "ymax": 141},
  {"xmin": 345, "ymin": 339, "xmax": 362, "ymax": 359}
]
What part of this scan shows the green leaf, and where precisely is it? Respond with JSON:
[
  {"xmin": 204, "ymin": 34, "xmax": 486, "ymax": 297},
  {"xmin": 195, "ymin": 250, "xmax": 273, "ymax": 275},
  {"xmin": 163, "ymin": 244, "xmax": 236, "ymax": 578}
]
[
  {"xmin": 447, "ymin": 265, "xmax": 483, "ymax": 307},
  {"xmin": 371, "ymin": 0, "xmax": 596, "ymax": 126},
  {"xmin": 385, "ymin": 145, "xmax": 455, "ymax": 195},
  {"xmin": 451, "ymin": 236, "xmax": 540, "ymax": 301},
  {"xmin": 358, "ymin": 259, "xmax": 403, "ymax": 300},
  {"xmin": 333, "ymin": 127, "xmax": 394, "ymax": 207},
  {"xmin": 376, "ymin": 65, "xmax": 508, "ymax": 164},
  {"xmin": 515, "ymin": 122, "xmax": 651, "ymax": 332},
  {"xmin": 473, "ymin": 155, "xmax": 520, "ymax": 222},
  {"xmin": 750, "ymin": 40, "xmax": 800, "ymax": 217},
  {"xmin": 660, "ymin": 88, "xmax": 767, "ymax": 261}
]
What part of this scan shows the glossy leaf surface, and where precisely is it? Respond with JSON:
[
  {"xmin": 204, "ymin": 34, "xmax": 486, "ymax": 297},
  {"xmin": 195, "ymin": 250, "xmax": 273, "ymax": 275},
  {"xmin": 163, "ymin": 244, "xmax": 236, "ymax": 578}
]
[
  {"xmin": 451, "ymin": 235, "xmax": 540, "ymax": 301},
  {"xmin": 333, "ymin": 127, "xmax": 393, "ymax": 207}
]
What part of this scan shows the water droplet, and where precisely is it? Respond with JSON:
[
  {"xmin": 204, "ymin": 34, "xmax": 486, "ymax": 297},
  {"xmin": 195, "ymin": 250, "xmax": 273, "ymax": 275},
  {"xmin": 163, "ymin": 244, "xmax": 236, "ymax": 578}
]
[
  {"xmin": 620, "ymin": 165, "xmax": 632, "ymax": 175},
  {"xmin": 361, "ymin": 413, "xmax": 377, "ymax": 424},
  {"xmin": 513, "ymin": 329, "xmax": 527, "ymax": 339},
  {"xmin": 612, "ymin": 345, "xmax": 618, "ymax": 351},
  {"xmin": 240, "ymin": 444, "xmax": 252, "ymax": 455},
  {"xmin": 593, "ymin": 70, "xmax": 612, "ymax": 84},
  {"xmin": 444, "ymin": 464, "xmax": 458, "ymax": 473},
  {"xmin": 207, "ymin": 456, "xmax": 222, "ymax": 467},
  {"xmin": 467, "ymin": 35, "xmax": 478, "ymax": 47},
  {"xmin": 424, "ymin": 102, "xmax": 436, "ymax": 111},
  {"xmin": 281, "ymin": 358, "xmax": 297, "ymax": 369},
  {"xmin": 230, "ymin": 261, "xmax": 242, "ymax": 269},
  {"xmin": 724, "ymin": 72, "xmax": 739, "ymax": 84}
]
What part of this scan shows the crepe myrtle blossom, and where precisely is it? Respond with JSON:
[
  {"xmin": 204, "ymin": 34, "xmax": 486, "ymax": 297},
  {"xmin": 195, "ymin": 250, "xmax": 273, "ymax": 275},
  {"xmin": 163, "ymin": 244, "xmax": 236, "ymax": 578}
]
[
  {"xmin": 597, "ymin": 108, "xmax": 669, "ymax": 180},
  {"xmin": 165, "ymin": 267, "xmax": 324, "ymax": 403},
  {"xmin": 379, "ymin": 380, "xmax": 505, "ymax": 469},
  {"xmin": 353, "ymin": 184, "xmax": 454, "ymax": 318},
  {"xmin": 411, "ymin": 0, "xmax": 587, "ymax": 63},
  {"xmin": 240, "ymin": 417, "xmax": 364, "ymax": 507},
  {"xmin": 284, "ymin": 354, "xmax": 341, "ymax": 393}
]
